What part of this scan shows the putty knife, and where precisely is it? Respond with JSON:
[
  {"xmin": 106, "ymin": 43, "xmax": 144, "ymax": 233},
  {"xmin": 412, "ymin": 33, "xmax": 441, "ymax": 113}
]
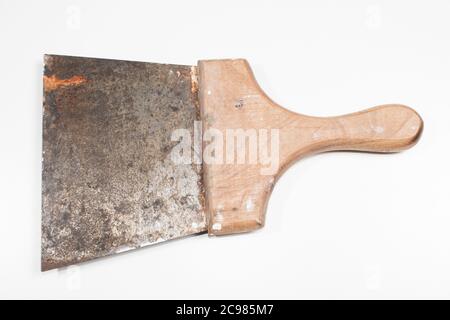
[{"xmin": 41, "ymin": 55, "xmax": 423, "ymax": 271}]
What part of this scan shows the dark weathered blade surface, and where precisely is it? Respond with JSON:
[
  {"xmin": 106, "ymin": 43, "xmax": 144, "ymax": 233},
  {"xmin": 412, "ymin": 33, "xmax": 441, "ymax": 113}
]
[{"xmin": 42, "ymin": 55, "xmax": 206, "ymax": 271}]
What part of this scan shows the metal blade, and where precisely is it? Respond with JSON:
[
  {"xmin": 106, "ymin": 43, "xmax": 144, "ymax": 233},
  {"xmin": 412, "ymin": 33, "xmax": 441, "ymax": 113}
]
[{"xmin": 41, "ymin": 55, "xmax": 206, "ymax": 271}]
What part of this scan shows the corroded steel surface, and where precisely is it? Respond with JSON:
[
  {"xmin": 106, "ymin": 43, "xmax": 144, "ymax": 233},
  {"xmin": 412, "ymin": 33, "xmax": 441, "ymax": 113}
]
[{"xmin": 42, "ymin": 55, "xmax": 205, "ymax": 271}]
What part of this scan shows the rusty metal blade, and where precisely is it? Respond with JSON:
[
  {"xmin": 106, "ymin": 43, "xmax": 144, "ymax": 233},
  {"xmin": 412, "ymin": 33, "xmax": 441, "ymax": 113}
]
[{"xmin": 41, "ymin": 55, "xmax": 206, "ymax": 271}]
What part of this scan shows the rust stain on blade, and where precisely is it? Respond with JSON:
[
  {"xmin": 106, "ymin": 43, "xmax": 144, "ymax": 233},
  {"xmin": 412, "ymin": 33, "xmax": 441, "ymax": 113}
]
[
  {"xmin": 43, "ymin": 74, "xmax": 87, "ymax": 92},
  {"xmin": 41, "ymin": 55, "xmax": 206, "ymax": 271},
  {"xmin": 190, "ymin": 66, "xmax": 199, "ymax": 94}
]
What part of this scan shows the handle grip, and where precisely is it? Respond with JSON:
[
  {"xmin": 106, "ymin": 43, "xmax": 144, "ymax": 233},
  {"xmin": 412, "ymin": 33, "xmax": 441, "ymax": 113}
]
[{"xmin": 306, "ymin": 104, "xmax": 423, "ymax": 154}]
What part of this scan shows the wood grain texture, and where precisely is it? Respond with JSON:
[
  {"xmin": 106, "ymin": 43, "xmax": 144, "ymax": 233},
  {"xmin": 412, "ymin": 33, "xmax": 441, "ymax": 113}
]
[{"xmin": 198, "ymin": 59, "xmax": 423, "ymax": 236}]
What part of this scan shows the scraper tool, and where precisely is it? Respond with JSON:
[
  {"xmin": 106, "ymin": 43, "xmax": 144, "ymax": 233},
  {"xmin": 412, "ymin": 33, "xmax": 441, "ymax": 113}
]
[{"xmin": 41, "ymin": 55, "xmax": 423, "ymax": 271}]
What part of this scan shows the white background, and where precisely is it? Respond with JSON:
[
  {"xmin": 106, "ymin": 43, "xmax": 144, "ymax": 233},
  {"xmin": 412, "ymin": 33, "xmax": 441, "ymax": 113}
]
[{"xmin": 0, "ymin": 0, "xmax": 449, "ymax": 299}]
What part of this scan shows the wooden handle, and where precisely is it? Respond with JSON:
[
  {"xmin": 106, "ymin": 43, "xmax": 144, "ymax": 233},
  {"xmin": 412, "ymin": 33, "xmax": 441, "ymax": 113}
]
[
  {"xmin": 198, "ymin": 59, "xmax": 423, "ymax": 236},
  {"xmin": 292, "ymin": 104, "xmax": 423, "ymax": 155}
]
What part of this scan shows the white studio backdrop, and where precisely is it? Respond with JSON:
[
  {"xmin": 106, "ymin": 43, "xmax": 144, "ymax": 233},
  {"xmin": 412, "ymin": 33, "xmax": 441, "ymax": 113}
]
[{"xmin": 0, "ymin": 0, "xmax": 449, "ymax": 299}]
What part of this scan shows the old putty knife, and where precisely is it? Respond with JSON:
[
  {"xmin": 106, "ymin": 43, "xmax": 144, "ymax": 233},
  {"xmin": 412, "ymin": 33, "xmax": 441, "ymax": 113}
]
[{"xmin": 41, "ymin": 55, "xmax": 423, "ymax": 271}]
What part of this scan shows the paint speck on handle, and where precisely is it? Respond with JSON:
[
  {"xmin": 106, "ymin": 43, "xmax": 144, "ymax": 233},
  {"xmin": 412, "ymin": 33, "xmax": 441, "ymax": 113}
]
[
  {"xmin": 245, "ymin": 198, "xmax": 254, "ymax": 212},
  {"xmin": 212, "ymin": 223, "xmax": 222, "ymax": 231},
  {"xmin": 373, "ymin": 126, "xmax": 384, "ymax": 134}
]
